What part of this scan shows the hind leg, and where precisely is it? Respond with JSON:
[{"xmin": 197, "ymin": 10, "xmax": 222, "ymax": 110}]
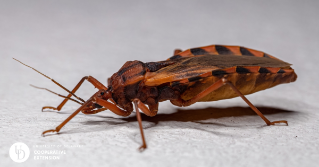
[{"xmin": 171, "ymin": 78, "xmax": 288, "ymax": 126}]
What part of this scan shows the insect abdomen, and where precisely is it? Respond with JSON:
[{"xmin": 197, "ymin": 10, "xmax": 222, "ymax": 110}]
[{"xmin": 180, "ymin": 70, "xmax": 297, "ymax": 102}]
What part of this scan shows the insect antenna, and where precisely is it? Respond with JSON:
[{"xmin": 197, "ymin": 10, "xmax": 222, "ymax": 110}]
[
  {"xmin": 13, "ymin": 58, "xmax": 85, "ymax": 103},
  {"xmin": 30, "ymin": 84, "xmax": 83, "ymax": 105}
]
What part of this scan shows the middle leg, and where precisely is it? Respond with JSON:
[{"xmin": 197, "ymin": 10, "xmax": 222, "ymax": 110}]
[{"xmin": 94, "ymin": 97, "xmax": 150, "ymax": 151}]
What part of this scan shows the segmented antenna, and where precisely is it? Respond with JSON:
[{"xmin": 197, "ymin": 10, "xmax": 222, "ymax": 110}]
[
  {"xmin": 30, "ymin": 84, "xmax": 83, "ymax": 105},
  {"xmin": 13, "ymin": 58, "xmax": 85, "ymax": 103}
]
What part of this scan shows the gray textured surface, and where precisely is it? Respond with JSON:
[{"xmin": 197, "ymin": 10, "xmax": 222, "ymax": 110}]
[{"xmin": 1, "ymin": 0, "xmax": 319, "ymax": 167}]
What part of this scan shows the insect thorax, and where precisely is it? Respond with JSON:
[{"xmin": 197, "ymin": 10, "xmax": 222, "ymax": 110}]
[{"xmin": 108, "ymin": 60, "xmax": 185, "ymax": 113}]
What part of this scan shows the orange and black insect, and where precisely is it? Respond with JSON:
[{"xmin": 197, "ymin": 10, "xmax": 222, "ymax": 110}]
[{"xmin": 14, "ymin": 44, "xmax": 297, "ymax": 151}]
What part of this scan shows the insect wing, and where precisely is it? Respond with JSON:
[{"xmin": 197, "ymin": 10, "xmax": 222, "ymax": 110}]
[{"xmin": 145, "ymin": 54, "xmax": 291, "ymax": 86}]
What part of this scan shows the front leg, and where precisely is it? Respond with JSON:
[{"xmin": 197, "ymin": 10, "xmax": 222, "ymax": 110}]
[
  {"xmin": 43, "ymin": 76, "xmax": 107, "ymax": 112},
  {"xmin": 82, "ymin": 108, "xmax": 108, "ymax": 115},
  {"xmin": 42, "ymin": 91, "xmax": 107, "ymax": 136},
  {"xmin": 94, "ymin": 97, "xmax": 131, "ymax": 117}
]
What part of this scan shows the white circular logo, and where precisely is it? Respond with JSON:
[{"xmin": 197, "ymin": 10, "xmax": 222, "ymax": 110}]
[{"xmin": 9, "ymin": 142, "xmax": 30, "ymax": 163}]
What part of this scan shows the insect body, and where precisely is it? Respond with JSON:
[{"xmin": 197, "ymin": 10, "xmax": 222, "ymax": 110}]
[{"xmin": 14, "ymin": 44, "xmax": 297, "ymax": 151}]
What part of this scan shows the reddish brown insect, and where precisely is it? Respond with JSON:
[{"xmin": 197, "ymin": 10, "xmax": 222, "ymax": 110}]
[{"xmin": 14, "ymin": 44, "xmax": 297, "ymax": 151}]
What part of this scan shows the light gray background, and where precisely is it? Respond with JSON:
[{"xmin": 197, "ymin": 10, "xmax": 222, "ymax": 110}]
[{"xmin": 1, "ymin": 0, "xmax": 318, "ymax": 167}]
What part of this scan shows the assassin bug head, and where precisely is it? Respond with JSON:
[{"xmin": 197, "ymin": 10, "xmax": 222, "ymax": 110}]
[{"xmin": 79, "ymin": 89, "xmax": 112, "ymax": 113}]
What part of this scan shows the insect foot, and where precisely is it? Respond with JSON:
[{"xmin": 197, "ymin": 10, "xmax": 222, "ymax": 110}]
[
  {"xmin": 42, "ymin": 128, "xmax": 60, "ymax": 137},
  {"xmin": 269, "ymin": 120, "xmax": 288, "ymax": 126},
  {"xmin": 42, "ymin": 106, "xmax": 59, "ymax": 112},
  {"xmin": 138, "ymin": 144, "xmax": 147, "ymax": 152}
]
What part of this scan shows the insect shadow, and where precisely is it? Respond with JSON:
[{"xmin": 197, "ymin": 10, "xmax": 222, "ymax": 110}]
[
  {"xmin": 120, "ymin": 106, "xmax": 297, "ymax": 126},
  {"xmin": 55, "ymin": 105, "xmax": 297, "ymax": 136}
]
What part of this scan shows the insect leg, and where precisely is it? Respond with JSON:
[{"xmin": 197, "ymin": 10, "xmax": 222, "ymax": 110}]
[
  {"xmin": 225, "ymin": 81, "xmax": 288, "ymax": 126},
  {"xmin": 173, "ymin": 49, "xmax": 182, "ymax": 55},
  {"xmin": 42, "ymin": 101, "xmax": 88, "ymax": 136},
  {"xmin": 42, "ymin": 91, "xmax": 113, "ymax": 136},
  {"xmin": 171, "ymin": 78, "xmax": 288, "ymax": 126},
  {"xmin": 171, "ymin": 78, "xmax": 225, "ymax": 107},
  {"xmin": 93, "ymin": 97, "xmax": 149, "ymax": 151},
  {"xmin": 82, "ymin": 108, "xmax": 108, "ymax": 115},
  {"xmin": 133, "ymin": 99, "xmax": 150, "ymax": 151},
  {"xmin": 42, "ymin": 76, "xmax": 107, "ymax": 112},
  {"xmin": 42, "ymin": 105, "xmax": 107, "ymax": 136},
  {"xmin": 94, "ymin": 97, "xmax": 149, "ymax": 151},
  {"xmin": 94, "ymin": 97, "xmax": 131, "ymax": 116}
]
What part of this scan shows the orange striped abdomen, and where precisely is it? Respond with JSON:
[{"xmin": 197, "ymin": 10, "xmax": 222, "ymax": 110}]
[{"xmin": 180, "ymin": 71, "xmax": 297, "ymax": 102}]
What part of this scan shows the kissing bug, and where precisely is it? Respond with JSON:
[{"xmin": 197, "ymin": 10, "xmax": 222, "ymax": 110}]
[{"xmin": 14, "ymin": 44, "xmax": 297, "ymax": 151}]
